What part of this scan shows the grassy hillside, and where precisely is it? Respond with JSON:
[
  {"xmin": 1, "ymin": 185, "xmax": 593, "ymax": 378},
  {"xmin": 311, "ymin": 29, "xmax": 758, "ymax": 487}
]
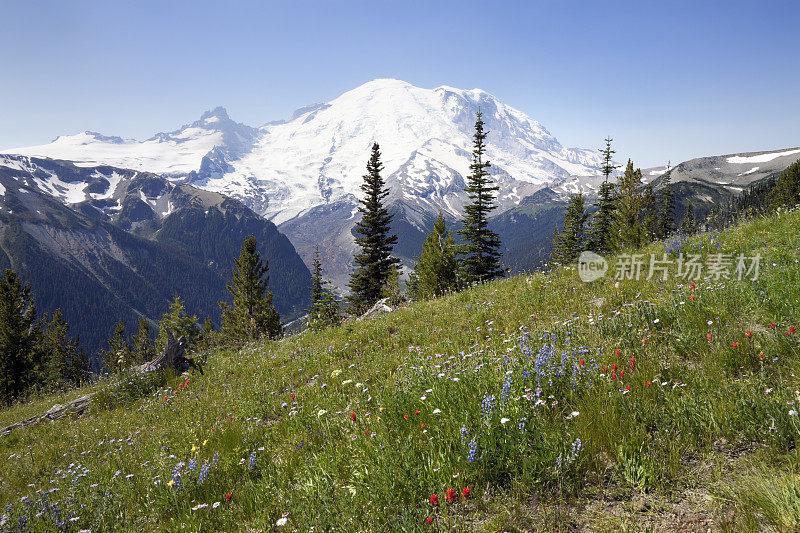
[{"xmin": 2, "ymin": 209, "xmax": 800, "ymax": 531}]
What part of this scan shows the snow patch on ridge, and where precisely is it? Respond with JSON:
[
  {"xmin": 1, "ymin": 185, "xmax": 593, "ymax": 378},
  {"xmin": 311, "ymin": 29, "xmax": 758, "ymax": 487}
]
[{"xmin": 727, "ymin": 149, "xmax": 800, "ymax": 164}]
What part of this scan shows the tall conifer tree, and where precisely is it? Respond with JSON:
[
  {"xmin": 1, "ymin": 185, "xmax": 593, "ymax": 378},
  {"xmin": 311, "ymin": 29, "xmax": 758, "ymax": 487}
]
[
  {"xmin": 103, "ymin": 320, "xmax": 132, "ymax": 373},
  {"xmin": 458, "ymin": 111, "xmax": 503, "ymax": 283},
  {"xmin": 587, "ymin": 136, "xmax": 619, "ymax": 254},
  {"xmin": 220, "ymin": 235, "xmax": 281, "ymax": 341},
  {"xmin": 552, "ymin": 192, "xmax": 588, "ymax": 264},
  {"xmin": 409, "ymin": 213, "xmax": 459, "ymax": 300},
  {"xmin": 656, "ymin": 171, "xmax": 675, "ymax": 238},
  {"xmin": 347, "ymin": 143, "xmax": 400, "ymax": 314},
  {"xmin": 770, "ymin": 160, "xmax": 800, "ymax": 209},
  {"xmin": 680, "ymin": 204, "xmax": 699, "ymax": 234},
  {"xmin": 0, "ymin": 270, "xmax": 38, "ymax": 403},
  {"xmin": 38, "ymin": 309, "xmax": 87, "ymax": 388},
  {"xmin": 611, "ymin": 159, "xmax": 646, "ymax": 249},
  {"xmin": 309, "ymin": 246, "xmax": 324, "ymax": 312},
  {"xmin": 308, "ymin": 246, "xmax": 341, "ymax": 330},
  {"xmin": 132, "ymin": 316, "xmax": 156, "ymax": 365}
]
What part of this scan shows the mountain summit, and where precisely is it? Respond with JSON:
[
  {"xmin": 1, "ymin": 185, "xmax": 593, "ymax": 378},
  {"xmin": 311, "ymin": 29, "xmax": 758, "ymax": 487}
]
[{"xmin": 7, "ymin": 79, "xmax": 604, "ymax": 224}]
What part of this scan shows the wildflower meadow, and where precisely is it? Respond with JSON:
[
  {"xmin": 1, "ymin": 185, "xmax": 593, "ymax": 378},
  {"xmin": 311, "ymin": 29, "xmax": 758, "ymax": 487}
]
[{"xmin": 2, "ymin": 209, "xmax": 800, "ymax": 531}]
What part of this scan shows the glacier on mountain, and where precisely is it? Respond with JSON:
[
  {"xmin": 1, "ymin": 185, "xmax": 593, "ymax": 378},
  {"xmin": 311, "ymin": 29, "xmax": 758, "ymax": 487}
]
[{"xmin": 7, "ymin": 79, "xmax": 605, "ymax": 225}]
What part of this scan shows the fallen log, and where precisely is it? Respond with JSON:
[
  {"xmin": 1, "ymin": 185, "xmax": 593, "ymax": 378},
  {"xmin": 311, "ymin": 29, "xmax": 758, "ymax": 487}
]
[{"xmin": 1, "ymin": 330, "xmax": 192, "ymax": 437}]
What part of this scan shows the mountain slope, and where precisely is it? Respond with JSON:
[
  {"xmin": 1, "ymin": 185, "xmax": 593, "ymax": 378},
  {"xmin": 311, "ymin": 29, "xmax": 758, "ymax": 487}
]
[
  {"xmin": 0, "ymin": 155, "xmax": 310, "ymax": 356},
  {"xmin": 2, "ymin": 208, "xmax": 800, "ymax": 530}
]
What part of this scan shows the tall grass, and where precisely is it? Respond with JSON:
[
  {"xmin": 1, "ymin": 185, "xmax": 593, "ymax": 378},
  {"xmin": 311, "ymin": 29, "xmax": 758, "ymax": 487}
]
[{"xmin": 1, "ymin": 210, "xmax": 799, "ymax": 531}]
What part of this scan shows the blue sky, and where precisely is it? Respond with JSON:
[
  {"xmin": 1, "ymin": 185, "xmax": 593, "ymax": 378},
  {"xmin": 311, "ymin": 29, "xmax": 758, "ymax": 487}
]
[{"xmin": 1, "ymin": 0, "xmax": 797, "ymax": 167}]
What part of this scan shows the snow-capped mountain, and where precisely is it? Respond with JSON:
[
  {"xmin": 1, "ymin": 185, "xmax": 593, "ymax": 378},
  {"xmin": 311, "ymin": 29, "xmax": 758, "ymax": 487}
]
[
  {"xmin": 6, "ymin": 79, "xmax": 609, "ymax": 286},
  {"xmin": 10, "ymin": 106, "xmax": 258, "ymax": 180},
  {"xmin": 7, "ymin": 79, "xmax": 604, "ymax": 226},
  {"xmin": 0, "ymin": 154, "xmax": 310, "ymax": 353}
]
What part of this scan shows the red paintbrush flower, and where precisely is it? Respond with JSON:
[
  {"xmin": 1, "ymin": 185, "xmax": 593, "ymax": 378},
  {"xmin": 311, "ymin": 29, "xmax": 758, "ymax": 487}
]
[
  {"xmin": 429, "ymin": 494, "xmax": 439, "ymax": 506},
  {"xmin": 462, "ymin": 487, "xmax": 471, "ymax": 499},
  {"xmin": 350, "ymin": 412, "xmax": 357, "ymax": 422},
  {"xmin": 425, "ymin": 517, "xmax": 433, "ymax": 525},
  {"xmin": 446, "ymin": 488, "xmax": 456, "ymax": 503}
]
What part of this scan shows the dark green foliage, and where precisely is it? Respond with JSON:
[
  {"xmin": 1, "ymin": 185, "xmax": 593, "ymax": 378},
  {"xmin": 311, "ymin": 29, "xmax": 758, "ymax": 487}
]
[
  {"xmin": 641, "ymin": 183, "xmax": 659, "ymax": 241},
  {"xmin": 309, "ymin": 246, "xmax": 324, "ymax": 312},
  {"xmin": 458, "ymin": 111, "xmax": 503, "ymax": 283},
  {"xmin": 104, "ymin": 320, "xmax": 132, "ymax": 373},
  {"xmin": 154, "ymin": 199, "xmax": 311, "ymax": 320},
  {"xmin": 380, "ymin": 264, "xmax": 405, "ymax": 307},
  {"xmin": 220, "ymin": 235, "xmax": 281, "ymax": 342},
  {"xmin": 611, "ymin": 159, "xmax": 647, "ymax": 250},
  {"xmin": 0, "ymin": 269, "xmax": 88, "ymax": 403},
  {"xmin": 308, "ymin": 246, "xmax": 341, "ymax": 330},
  {"xmin": 409, "ymin": 213, "xmax": 459, "ymax": 300},
  {"xmin": 132, "ymin": 316, "xmax": 156, "ymax": 365},
  {"xmin": 0, "ymin": 158, "xmax": 311, "ymax": 360},
  {"xmin": 309, "ymin": 290, "xmax": 341, "ymax": 331},
  {"xmin": 347, "ymin": 144, "xmax": 400, "ymax": 315},
  {"xmin": 587, "ymin": 137, "xmax": 620, "ymax": 254},
  {"xmin": 703, "ymin": 174, "xmax": 778, "ymax": 231},
  {"xmin": 0, "ymin": 269, "xmax": 39, "ymax": 403},
  {"xmin": 769, "ymin": 160, "xmax": 800, "ymax": 209},
  {"xmin": 157, "ymin": 296, "xmax": 202, "ymax": 349},
  {"xmin": 38, "ymin": 309, "xmax": 89, "ymax": 388},
  {"xmin": 680, "ymin": 204, "xmax": 699, "ymax": 234},
  {"xmin": 655, "ymin": 172, "xmax": 675, "ymax": 238},
  {"xmin": 489, "ymin": 191, "xmax": 568, "ymax": 273},
  {"xmin": 551, "ymin": 193, "xmax": 588, "ymax": 264}
]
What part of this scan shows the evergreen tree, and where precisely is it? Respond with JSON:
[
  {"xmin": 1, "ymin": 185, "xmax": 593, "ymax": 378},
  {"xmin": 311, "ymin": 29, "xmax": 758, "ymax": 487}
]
[
  {"xmin": 769, "ymin": 160, "xmax": 800, "ymax": 209},
  {"xmin": 308, "ymin": 247, "xmax": 341, "ymax": 330},
  {"xmin": 551, "ymin": 193, "xmax": 588, "ymax": 264},
  {"xmin": 641, "ymin": 183, "xmax": 659, "ymax": 241},
  {"xmin": 309, "ymin": 288, "xmax": 341, "ymax": 331},
  {"xmin": 680, "ymin": 204, "xmax": 699, "ymax": 234},
  {"xmin": 157, "ymin": 296, "xmax": 202, "ymax": 348},
  {"xmin": 38, "ymin": 309, "xmax": 87, "ymax": 388},
  {"xmin": 0, "ymin": 269, "xmax": 38, "ymax": 404},
  {"xmin": 308, "ymin": 246, "xmax": 327, "ymax": 316},
  {"xmin": 103, "ymin": 320, "xmax": 132, "ymax": 373},
  {"xmin": 587, "ymin": 137, "xmax": 619, "ymax": 254},
  {"xmin": 220, "ymin": 235, "xmax": 281, "ymax": 341},
  {"xmin": 132, "ymin": 316, "xmax": 156, "ymax": 365},
  {"xmin": 611, "ymin": 159, "xmax": 646, "ymax": 249},
  {"xmin": 458, "ymin": 111, "xmax": 503, "ymax": 283},
  {"xmin": 380, "ymin": 264, "xmax": 405, "ymax": 307},
  {"xmin": 656, "ymin": 171, "xmax": 675, "ymax": 238},
  {"xmin": 347, "ymin": 143, "xmax": 400, "ymax": 314},
  {"xmin": 409, "ymin": 213, "xmax": 459, "ymax": 300}
]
